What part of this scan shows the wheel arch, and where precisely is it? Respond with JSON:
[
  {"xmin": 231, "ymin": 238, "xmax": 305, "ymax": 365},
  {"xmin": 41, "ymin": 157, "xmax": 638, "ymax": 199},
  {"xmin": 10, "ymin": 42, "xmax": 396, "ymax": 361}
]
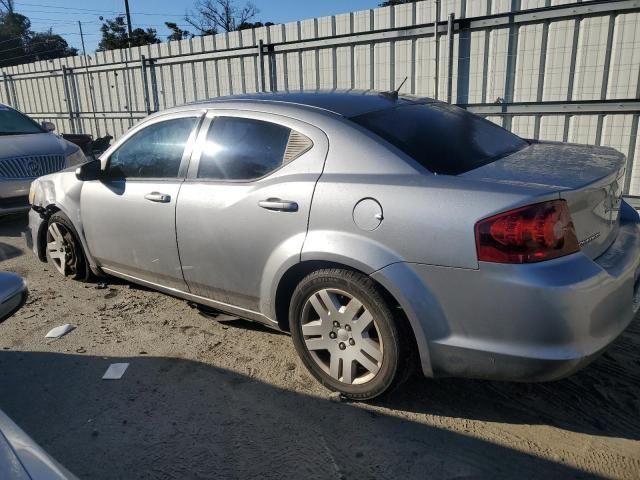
[
  {"xmin": 273, "ymin": 259, "xmax": 428, "ymax": 375},
  {"xmin": 37, "ymin": 202, "xmax": 100, "ymax": 275}
]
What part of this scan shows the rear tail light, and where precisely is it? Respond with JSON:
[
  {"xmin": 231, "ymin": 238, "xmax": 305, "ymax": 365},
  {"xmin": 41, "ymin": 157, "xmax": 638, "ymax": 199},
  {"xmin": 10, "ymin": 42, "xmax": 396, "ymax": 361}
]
[{"xmin": 475, "ymin": 200, "xmax": 580, "ymax": 264}]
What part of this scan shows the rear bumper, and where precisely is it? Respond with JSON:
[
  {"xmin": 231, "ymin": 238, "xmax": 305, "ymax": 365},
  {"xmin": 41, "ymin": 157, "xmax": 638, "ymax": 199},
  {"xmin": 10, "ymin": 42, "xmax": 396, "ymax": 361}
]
[{"xmin": 374, "ymin": 201, "xmax": 640, "ymax": 381}]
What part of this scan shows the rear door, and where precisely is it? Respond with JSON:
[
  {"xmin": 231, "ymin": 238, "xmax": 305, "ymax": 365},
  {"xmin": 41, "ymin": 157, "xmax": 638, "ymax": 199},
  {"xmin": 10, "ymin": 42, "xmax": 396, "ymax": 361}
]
[
  {"xmin": 176, "ymin": 110, "xmax": 328, "ymax": 314},
  {"xmin": 81, "ymin": 112, "xmax": 202, "ymax": 289}
]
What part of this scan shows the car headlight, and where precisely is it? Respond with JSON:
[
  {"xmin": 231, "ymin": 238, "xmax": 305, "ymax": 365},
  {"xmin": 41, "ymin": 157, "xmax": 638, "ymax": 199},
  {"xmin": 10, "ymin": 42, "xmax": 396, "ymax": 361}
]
[{"xmin": 66, "ymin": 148, "xmax": 86, "ymax": 167}]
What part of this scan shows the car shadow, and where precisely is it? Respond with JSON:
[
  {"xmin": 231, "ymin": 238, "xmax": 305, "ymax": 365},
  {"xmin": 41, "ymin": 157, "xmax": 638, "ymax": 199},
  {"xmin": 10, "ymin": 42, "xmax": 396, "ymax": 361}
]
[
  {"xmin": 0, "ymin": 213, "xmax": 27, "ymax": 238},
  {"xmin": 0, "ymin": 351, "xmax": 598, "ymax": 479},
  {"xmin": 377, "ymin": 315, "xmax": 640, "ymax": 442},
  {"xmin": 0, "ymin": 242, "xmax": 23, "ymax": 261}
]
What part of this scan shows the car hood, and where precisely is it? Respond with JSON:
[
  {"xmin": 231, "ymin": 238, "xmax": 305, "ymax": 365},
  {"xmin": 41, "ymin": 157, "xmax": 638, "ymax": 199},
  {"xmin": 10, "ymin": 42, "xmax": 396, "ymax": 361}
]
[{"xmin": 0, "ymin": 133, "xmax": 73, "ymax": 160}]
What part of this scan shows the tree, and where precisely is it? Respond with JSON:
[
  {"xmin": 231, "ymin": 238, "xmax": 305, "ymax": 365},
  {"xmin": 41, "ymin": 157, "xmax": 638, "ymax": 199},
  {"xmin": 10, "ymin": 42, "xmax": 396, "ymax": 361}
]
[
  {"xmin": 0, "ymin": 12, "xmax": 30, "ymax": 67},
  {"xmin": 238, "ymin": 21, "xmax": 274, "ymax": 31},
  {"xmin": 0, "ymin": 10, "xmax": 77, "ymax": 66},
  {"xmin": 98, "ymin": 16, "xmax": 160, "ymax": 51},
  {"xmin": 185, "ymin": 0, "xmax": 261, "ymax": 35},
  {"xmin": 165, "ymin": 22, "xmax": 192, "ymax": 41},
  {"xmin": 0, "ymin": 0, "xmax": 13, "ymax": 14},
  {"xmin": 28, "ymin": 30, "xmax": 77, "ymax": 61}
]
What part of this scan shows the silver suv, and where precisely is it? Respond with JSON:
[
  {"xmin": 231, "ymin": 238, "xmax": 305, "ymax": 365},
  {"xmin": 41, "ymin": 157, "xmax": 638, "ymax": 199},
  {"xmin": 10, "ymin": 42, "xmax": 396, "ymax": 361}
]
[{"xmin": 0, "ymin": 104, "xmax": 86, "ymax": 215}]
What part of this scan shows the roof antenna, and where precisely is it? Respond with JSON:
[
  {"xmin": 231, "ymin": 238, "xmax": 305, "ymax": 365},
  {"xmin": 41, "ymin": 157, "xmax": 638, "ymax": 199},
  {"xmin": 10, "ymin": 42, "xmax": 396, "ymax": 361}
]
[{"xmin": 381, "ymin": 76, "xmax": 408, "ymax": 100}]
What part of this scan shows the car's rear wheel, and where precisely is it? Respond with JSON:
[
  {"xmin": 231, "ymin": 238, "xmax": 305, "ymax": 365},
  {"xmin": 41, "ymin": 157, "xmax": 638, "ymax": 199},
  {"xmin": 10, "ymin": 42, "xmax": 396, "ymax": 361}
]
[
  {"xmin": 290, "ymin": 268, "xmax": 413, "ymax": 400},
  {"xmin": 46, "ymin": 212, "xmax": 92, "ymax": 282}
]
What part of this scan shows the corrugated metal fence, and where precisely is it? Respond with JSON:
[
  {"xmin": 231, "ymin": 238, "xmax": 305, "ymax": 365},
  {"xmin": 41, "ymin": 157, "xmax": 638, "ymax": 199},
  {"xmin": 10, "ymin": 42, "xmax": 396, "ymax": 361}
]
[{"xmin": 1, "ymin": 0, "xmax": 640, "ymax": 193}]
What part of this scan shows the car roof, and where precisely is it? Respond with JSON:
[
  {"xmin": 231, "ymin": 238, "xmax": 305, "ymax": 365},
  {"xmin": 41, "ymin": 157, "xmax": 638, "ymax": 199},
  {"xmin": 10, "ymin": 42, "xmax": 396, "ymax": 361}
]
[{"xmin": 181, "ymin": 90, "xmax": 437, "ymax": 118}]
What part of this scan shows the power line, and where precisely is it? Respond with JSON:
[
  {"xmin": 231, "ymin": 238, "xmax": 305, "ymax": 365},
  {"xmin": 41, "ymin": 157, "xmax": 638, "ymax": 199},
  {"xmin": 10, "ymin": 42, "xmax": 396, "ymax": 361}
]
[
  {"xmin": 0, "ymin": 46, "xmax": 76, "ymax": 63},
  {"xmin": 15, "ymin": 2, "xmax": 187, "ymax": 17},
  {"xmin": 0, "ymin": 36, "xmax": 79, "ymax": 56},
  {"xmin": 26, "ymin": 17, "xmax": 193, "ymax": 28}
]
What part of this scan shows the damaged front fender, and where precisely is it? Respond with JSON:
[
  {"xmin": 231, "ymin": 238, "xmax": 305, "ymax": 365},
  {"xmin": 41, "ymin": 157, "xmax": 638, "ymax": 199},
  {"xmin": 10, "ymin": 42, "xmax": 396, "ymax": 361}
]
[{"xmin": 28, "ymin": 172, "xmax": 99, "ymax": 272}]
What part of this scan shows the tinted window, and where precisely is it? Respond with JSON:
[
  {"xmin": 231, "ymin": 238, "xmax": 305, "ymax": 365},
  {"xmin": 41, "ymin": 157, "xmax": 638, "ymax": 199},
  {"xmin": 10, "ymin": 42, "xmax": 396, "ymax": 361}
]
[
  {"xmin": 108, "ymin": 117, "xmax": 197, "ymax": 179},
  {"xmin": 0, "ymin": 107, "xmax": 45, "ymax": 135},
  {"xmin": 198, "ymin": 116, "xmax": 291, "ymax": 180},
  {"xmin": 352, "ymin": 103, "xmax": 528, "ymax": 175}
]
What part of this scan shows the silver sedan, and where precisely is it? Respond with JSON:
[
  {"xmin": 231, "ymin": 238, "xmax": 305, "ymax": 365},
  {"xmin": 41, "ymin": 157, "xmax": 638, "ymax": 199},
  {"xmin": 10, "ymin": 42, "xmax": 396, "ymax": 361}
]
[{"xmin": 25, "ymin": 92, "xmax": 640, "ymax": 399}]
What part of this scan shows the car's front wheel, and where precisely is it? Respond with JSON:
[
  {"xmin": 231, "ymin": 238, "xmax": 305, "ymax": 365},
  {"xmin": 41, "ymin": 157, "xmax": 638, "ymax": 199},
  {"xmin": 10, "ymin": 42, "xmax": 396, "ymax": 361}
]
[
  {"xmin": 290, "ymin": 269, "xmax": 414, "ymax": 400},
  {"xmin": 45, "ymin": 212, "xmax": 92, "ymax": 281}
]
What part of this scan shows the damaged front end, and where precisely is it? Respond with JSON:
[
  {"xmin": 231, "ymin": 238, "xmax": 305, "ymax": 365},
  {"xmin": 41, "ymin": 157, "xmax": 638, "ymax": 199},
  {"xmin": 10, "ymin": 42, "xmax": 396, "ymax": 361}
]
[{"xmin": 23, "ymin": 171, "xmax": 95, "ymax": 269}]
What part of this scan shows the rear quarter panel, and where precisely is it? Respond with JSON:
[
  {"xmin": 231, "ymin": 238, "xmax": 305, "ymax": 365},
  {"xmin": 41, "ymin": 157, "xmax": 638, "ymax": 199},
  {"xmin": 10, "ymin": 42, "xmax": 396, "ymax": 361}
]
[{"xmin": 303, "ymin": 119, "xmax": 560, "ymax": 270}]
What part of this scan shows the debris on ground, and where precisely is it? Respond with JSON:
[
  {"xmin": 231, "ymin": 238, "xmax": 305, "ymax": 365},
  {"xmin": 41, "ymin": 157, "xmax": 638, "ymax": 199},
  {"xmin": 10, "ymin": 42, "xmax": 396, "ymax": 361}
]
[
  {"xmin": 102, "ymin": 363, "xmax": 130, "ymax": 380},
  {"xmin": 45, "ymin": 323, "xmax": 74, "ymax": 339},
  {"xmin": 95, "ymin": 282, "xmax": 109, "ymax": 289},
  {"xmin": 329, "ymin": 392, "xmax": 346, "ymax": 403}
]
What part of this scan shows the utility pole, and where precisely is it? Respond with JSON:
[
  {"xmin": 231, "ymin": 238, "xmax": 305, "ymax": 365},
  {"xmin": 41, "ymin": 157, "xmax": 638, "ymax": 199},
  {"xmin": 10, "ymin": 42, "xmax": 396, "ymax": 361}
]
[
  {"xmin": 124, "ymin": 0, "xmax": 133, "ymax": 45},
  {"xmin": 78, "ymin": 21, "xmax": 100, "ymax": 137}
]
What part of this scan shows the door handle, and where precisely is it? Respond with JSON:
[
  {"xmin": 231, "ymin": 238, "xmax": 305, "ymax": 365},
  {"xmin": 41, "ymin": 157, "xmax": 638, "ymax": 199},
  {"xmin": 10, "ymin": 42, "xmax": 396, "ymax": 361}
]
[
  {"xmin": 258, "ymin": 198, "xmax": 298, "ymax": 212},
  {"xmin": 144, "ymin": 192, "xmax": 171, "ymax": 203}
]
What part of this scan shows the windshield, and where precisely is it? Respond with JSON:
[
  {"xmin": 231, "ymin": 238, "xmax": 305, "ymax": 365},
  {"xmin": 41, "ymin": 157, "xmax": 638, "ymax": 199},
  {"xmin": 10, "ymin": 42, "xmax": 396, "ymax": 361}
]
[
  {"xmin": 0, "ymin": 107, "xmax": 45, "ymax": 135},
  {"xmin": 351, "ymin": 103, "xmax": 528, "ymax": 175}
]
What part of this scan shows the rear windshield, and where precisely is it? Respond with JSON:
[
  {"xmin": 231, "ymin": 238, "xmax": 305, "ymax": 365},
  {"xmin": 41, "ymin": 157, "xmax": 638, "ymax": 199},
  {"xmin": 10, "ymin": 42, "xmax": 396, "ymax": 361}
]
[
  {"xmin": 351, "ymin": 103, "xmax": 527, "ymax": 175},
  {"xmin": 0, "ymin": 107, "xmax": 45, "ymax": 135}
]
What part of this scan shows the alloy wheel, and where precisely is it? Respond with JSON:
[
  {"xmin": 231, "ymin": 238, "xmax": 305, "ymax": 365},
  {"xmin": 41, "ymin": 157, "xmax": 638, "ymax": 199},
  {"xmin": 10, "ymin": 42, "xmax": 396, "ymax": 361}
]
[
  {"xmin": 46, "ymin": 222, "xmax": 76, "ymax": 276},
  {"xmin": 300, "ymin": 288, "xmax": 384, "ymax": 385}
]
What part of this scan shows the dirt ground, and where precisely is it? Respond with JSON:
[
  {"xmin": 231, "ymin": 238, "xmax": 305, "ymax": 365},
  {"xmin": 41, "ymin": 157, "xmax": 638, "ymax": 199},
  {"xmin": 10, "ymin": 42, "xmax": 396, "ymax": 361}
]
[{"xmin": 0, "ymin": 214, "xmax": 639, "ymax": 480}]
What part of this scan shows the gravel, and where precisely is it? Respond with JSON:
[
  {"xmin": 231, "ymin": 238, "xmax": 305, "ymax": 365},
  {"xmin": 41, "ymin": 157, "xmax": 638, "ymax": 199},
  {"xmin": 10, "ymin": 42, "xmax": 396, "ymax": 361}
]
[{"xmin": 1, "ymin": 214, "xmax": 639, "ymax": 479}]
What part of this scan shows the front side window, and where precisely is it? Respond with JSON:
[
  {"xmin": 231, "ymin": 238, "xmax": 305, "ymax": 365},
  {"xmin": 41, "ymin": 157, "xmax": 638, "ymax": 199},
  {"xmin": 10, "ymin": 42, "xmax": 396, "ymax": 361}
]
[
  {"xmin": 0, "ymin": 107, "xmax": 45, "ymax": 135},
  {"xmin": 108, "ymin": 117, "xmax": 198, "ymax": 179},
  {"xmin": 197, "ymin": 116, "xmax": 294, "ymax": 181}
]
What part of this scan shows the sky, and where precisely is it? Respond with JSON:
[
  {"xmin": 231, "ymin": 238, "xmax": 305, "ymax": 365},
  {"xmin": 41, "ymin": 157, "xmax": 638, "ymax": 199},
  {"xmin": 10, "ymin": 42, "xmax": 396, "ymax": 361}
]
[{"xmin": 13, "ymin": 0, "xmax": 378, "ymax": 53}]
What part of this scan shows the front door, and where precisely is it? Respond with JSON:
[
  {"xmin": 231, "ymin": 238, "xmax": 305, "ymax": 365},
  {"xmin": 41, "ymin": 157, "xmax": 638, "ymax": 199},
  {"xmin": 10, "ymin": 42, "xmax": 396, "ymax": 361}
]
[
  {"xmin": 176, "ymin": 110, "xmax": 328, "ymax": 315},
  {"xmin": 81, "ymin": 113, "xmax": 201, "ymax": 290}
]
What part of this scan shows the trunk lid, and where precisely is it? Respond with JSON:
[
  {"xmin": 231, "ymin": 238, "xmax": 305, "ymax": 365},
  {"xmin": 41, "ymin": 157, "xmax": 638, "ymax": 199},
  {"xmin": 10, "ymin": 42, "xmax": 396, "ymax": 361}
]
[{"xmin": 462, "ymin": 141, "xmax": 626, "ymax": 259}]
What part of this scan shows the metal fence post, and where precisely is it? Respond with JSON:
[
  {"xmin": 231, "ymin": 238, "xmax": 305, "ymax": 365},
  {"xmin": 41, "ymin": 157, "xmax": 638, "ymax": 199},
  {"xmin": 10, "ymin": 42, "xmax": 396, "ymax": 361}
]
[
  {"xmin": 446, "ymin": 13, "xmax": 455, "ymax": 104},
  {"xmin": 2, "ymin": 72, "xmax": 12, "ymax": 107},
  {"xmin": 258, "ymin": 40, "xmax": 266, "ymax": 93},
  {"xmin": 141, "ymin": 55, "xmax": 151, "ymax": 114},
  {"xmin": 147, "ymin": 58, "xmax": 159, "ymax": 112},
  {"xmin": 61, "ymin": 66, "xmax": 76, "ymax": 134},
  {"xmin": 433, "ymin": 0, "xmax": 440, "ymax": 100},
  {"xmin": 267, "ymin": 44, "xmax": 277, "ymax": 92}
]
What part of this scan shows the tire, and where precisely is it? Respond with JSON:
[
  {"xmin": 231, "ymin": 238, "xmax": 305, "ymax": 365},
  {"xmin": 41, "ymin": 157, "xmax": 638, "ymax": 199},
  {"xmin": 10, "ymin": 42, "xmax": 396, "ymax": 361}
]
[
  {"xmin": 289, "ymin": 268, "xmax": 415, "ymax": 400},
  {"xmin": 45, "ymin": 211, "xmax": 93, "ymax": 282}
]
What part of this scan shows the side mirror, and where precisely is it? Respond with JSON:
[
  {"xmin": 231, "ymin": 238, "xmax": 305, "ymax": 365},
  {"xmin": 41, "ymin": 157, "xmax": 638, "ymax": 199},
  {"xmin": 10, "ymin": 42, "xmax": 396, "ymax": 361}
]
[
  {"xmin": 41, "ymin": 121, "xmax": 55, "ymax": 132},
  {"xmin": 75, "ymin": 159, "xmax": 102, "ymax": 181}
]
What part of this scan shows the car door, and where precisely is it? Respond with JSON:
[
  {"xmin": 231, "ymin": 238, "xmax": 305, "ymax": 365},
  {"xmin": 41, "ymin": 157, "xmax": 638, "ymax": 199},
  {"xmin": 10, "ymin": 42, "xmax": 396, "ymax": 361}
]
[
  {"xmin": 81, "ymin": 112, "xmax": 202, "ymax": 290},
  {"xmin": 176, "ymin": 110, "xmax": 328, "ymax": 315}
]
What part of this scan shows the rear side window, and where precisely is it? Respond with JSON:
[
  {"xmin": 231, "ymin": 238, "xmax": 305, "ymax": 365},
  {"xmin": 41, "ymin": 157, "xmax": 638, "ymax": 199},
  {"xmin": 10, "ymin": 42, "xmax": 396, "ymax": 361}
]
[
  {"xmin": 198, "ymin": 116, "xmax": 310, "ymax": 181},
  {"xmin": 108, "ymin": 117, "xmax": 197, "ymax": 179},
  {"xmin": 351, "ymin": 103, "xmax": 527, "ymax": 175}
]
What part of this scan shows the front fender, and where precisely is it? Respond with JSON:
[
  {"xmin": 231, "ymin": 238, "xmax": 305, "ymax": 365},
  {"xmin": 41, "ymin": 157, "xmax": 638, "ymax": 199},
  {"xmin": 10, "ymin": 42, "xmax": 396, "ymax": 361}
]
[{"xmin": 32, "ymin": 174, "xmax": 98, "ymax": 272}]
